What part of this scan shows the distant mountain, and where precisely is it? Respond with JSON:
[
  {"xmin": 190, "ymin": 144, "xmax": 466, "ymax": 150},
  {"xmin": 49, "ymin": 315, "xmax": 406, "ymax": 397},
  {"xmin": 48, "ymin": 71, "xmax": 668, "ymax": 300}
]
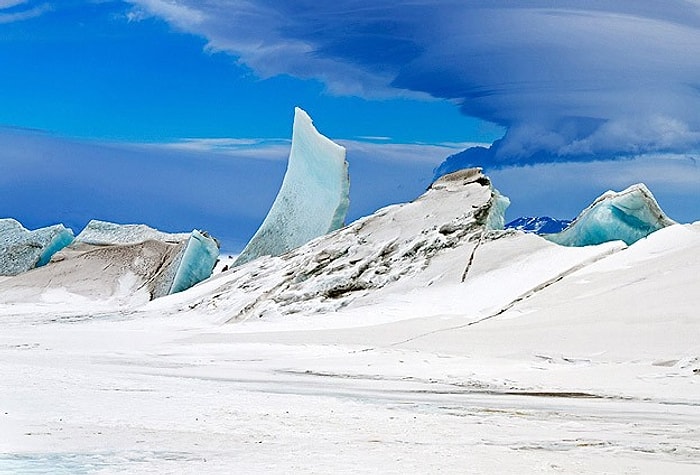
[{"xmin": 505, "ymin": 216, "xmax": 572, "ymax": 234}]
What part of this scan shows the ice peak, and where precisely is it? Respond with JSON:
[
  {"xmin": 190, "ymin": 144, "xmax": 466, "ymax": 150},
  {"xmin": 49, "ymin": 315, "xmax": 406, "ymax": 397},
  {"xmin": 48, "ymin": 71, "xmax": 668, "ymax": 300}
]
[{"xmin": 234, "ymin": 108, "xmax": 350, "ymax": 266}]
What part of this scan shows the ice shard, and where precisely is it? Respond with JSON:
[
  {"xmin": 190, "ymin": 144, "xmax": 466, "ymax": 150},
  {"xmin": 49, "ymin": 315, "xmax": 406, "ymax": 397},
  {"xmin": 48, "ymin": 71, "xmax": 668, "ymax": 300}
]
[
  {"xmin": 169, "ymin": 230, "xmax": 221, "ymax": 294},
  {"xmin": 234, "ymin": 107, "xmax": 349, "ymax": 266},
  {"xmin": 544, "ymin": 184, "xmax": 676, "ymax": 247},
  {"xmin": 0, "ymin": 219, "xmax": 74, "ymax": 276}
]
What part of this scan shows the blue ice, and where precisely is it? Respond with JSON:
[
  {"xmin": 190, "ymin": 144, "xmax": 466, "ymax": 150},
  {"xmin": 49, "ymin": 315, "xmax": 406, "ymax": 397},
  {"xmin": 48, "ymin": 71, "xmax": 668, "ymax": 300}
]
[
  {"xmin": 0, "ymin": 219, "xmax": 74, "ymax": 275},
  {"xmin": 234, "ymin": 107, "xmax": 349, "ymax": 266},
  {"xmin": 170, "ymin": 230, "xmax": 220, "ymax": 294},
  {"xmin": 545, "ymin": 184, "xmax": 675, "ymax": 247}
]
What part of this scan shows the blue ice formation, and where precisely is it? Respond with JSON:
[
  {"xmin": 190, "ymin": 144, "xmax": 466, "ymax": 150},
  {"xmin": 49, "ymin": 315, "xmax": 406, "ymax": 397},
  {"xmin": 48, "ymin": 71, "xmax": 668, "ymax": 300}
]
[
  {"xmin": 0, "ymin": 219, "xmax": 74, "ymax": 275},
  {"xmin": 544, "ymin": 184, "xmax": 675, "ymax": 247},
  {"xmin": 506, "ymin": 216, "xmax": 572, "ymax": 234},
  {"xmin": 169, "ymin": 230, "xmax": 221, "ymax": 294},
  {"xmin": 485, "ymin": 190, "xmax": 511, "ymax": 230},
  {"xmin": 75, "ymin": 219, "xmax": 190, "ymax": 245},
  {"xmin": 234, "ymin": 107, "xmax": 349, "ymax": 266},
  {"xmin": 73, "ymin": 220, "xmax": 219, "ymax": 296}
]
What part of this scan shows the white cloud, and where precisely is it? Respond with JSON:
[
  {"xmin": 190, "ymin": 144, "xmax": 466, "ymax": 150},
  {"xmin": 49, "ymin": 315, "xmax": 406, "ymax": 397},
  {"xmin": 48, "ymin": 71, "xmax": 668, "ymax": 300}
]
[
  {"xmin": 0, "ymin": 1, "xmax": 27, "ymax": 8},
  {"xmin": 0, "ymin": 1, "xmax": 49, "ymax": 23}
]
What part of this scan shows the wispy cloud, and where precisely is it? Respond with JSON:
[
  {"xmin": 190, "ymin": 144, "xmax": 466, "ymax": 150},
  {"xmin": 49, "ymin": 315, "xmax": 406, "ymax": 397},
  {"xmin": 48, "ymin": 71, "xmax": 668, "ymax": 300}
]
[
  {"xmin": 128, "ymin": 1, "xmax": 700, "ymax": 165},
  {"xmin": 0, "ymin": 0, "xmax": 51, "ymax": 23}
]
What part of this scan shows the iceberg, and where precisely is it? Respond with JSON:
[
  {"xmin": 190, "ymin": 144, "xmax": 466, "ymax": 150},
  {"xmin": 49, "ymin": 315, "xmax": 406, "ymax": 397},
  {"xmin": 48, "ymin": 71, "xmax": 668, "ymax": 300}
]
[
  {"xmin": 544, "ymin": 184, "xmax": 675, "ymax": 247},
  {"xmin": 234, "ymin": 107, "xmax": 349, "ymax": 266},
  {"xmin": 0, "ymin": 219, "xmax": 74, "ymax": 276},
  {"xmin": 47, "ymin": 220, "xmax": 220, "ymax": 299}
]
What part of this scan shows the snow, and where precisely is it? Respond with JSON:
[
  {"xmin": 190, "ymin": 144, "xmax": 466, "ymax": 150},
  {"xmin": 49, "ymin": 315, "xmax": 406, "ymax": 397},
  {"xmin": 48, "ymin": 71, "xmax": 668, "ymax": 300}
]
[
  {"xmin": 234, "ymin": 107, "xmax": 349, "ymax": 266},
  {"xmin": 0, "ymin": 218, "xmax": 74, "ymax": 276},
  {"xmin": 545, "ymin": 184, "xmax": 676, "ymax": 246},
  {"xmin": 0, "ymin": 172, "xmax": 698, "ymax": 473}
]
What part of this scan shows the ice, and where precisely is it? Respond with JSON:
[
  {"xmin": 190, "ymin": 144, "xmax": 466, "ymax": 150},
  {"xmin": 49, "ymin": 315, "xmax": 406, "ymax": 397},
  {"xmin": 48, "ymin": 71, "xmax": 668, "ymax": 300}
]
[
  {"xmin": 485, "ymin": 190, "xmax": 510, "ymax": 230},
  {"xmin": 0, "ymin": 220, "xmax": 222, "ymax": 304},
  {"xmin": 1, "ymin": 170, "xmax": 699, "ymax": 473},
  {"xmin": 234, "ymin": 107, "xmax": 349, "ymax": 266},
  {"xmin": 0, "ymin": 218, "xmax": 74, "ymax": 275},
  {"xmin": 75, "ymin": 219, "xmax": 189, "ymax": 245},
  {"xmin": 545, "ymin": 184, "xmax": 676, "ymax": 246},
  {"xmin": 169, "ymin": 230, "xmax": 220, "ymax": 294},
  {"xmin": 71, "ymin": 220, "xmax": 219, "ymax": 295}
]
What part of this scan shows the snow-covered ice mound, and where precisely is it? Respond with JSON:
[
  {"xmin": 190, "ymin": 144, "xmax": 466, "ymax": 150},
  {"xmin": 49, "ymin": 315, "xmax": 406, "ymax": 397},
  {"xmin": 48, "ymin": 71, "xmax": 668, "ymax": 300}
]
[
  {"xmin": 234, "ymin": 107, "xmax": 349, "ymax": 266},
  {"xmin": 153, "ymin": 168, "xmax": 623, "ymax": 324},
  {"xmin": 0, "ymin": 218, "xmax": 74, "ymax": 276},
  {"xmin": 545, "ymin": 184, "xmax": 676, "ymax": 246},
  {"xmin": 0, "ymin": 221, "xmax": 219, "ymax": 312}
]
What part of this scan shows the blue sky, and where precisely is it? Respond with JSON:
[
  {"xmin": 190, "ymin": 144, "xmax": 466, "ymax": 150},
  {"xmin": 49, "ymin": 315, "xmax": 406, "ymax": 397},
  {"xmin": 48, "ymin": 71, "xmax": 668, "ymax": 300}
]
[{"xmin": 1, "ymin": 1, "xmax": 699, "ymax": 251}]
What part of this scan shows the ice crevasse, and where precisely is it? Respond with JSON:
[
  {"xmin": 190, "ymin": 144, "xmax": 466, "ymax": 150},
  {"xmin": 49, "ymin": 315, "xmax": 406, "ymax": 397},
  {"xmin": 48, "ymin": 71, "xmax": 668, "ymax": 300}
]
[{"xmin": 234, "ymin": 107, "xmax": 350, "ymax": 266}]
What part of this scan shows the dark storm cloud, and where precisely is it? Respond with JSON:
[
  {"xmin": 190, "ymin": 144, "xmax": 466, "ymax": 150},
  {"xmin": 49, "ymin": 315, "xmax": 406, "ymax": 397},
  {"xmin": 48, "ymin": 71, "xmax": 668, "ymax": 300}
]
[{"xmin": 130, "ymin": 1, "xmax": 700, "ymax": 164}]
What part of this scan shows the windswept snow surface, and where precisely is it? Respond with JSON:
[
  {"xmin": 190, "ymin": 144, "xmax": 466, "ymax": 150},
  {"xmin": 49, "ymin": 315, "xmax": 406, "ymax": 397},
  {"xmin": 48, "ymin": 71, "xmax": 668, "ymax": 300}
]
[
  {"xmin": 234, "ymin": 107, "xmax": 349, "ymax": 266},
  {"xmin": 0, "ymin": 172, "xmax": 698, "ymax": 473},
  {"xmin": 545, "ymin": 184, "xmax": 676, "ymax": 246},
  {"xmin": 0, "ymin": 219, "xmax": 74, "ymax": 276}
]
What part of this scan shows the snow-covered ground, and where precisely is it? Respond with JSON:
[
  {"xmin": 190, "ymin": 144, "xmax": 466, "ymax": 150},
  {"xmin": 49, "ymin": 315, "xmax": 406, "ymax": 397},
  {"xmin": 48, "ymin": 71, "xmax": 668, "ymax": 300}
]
[{"xmin": 1, "ymin": 171, "xmax": 698, "ymax": 473}]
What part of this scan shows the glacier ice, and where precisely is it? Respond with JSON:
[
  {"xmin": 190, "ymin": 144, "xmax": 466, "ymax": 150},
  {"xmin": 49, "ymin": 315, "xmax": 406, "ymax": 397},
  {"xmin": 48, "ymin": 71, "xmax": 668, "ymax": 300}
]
[
  {"xmin": 169, "ymin": 230, "xmax": 221, "ymax": 294},
  {"xmin": 75, "ymin": 219, "xmax": 189, "ymax": 245},
  {"xmin": 234, "ymin": 107, "xmax": 349, "ymax": 266},
  {"xmin": 544, "ymin": 184, "xmax": 675, "ymax": 247},
  {"xmin": 485, "ymin": 190, "xmax": 510, "ymax": 230},
  {"xmin": 0, "ymin": 219, "xmax": 74, "ymax": 276}
]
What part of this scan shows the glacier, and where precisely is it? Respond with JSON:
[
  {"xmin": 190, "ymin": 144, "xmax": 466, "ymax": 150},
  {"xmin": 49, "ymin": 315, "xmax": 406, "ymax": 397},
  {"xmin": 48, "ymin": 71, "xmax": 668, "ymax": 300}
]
[
  {"xmin": 545, "ymin": 184, "xmax": 676, "ymax": 247},
  {"xmin": 0, "ymin": 219, "xmax": 74, "ymax": 276},
  {"xmin": 234, "ymin": 107, "xmax": 349, "ymax": 266}
]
